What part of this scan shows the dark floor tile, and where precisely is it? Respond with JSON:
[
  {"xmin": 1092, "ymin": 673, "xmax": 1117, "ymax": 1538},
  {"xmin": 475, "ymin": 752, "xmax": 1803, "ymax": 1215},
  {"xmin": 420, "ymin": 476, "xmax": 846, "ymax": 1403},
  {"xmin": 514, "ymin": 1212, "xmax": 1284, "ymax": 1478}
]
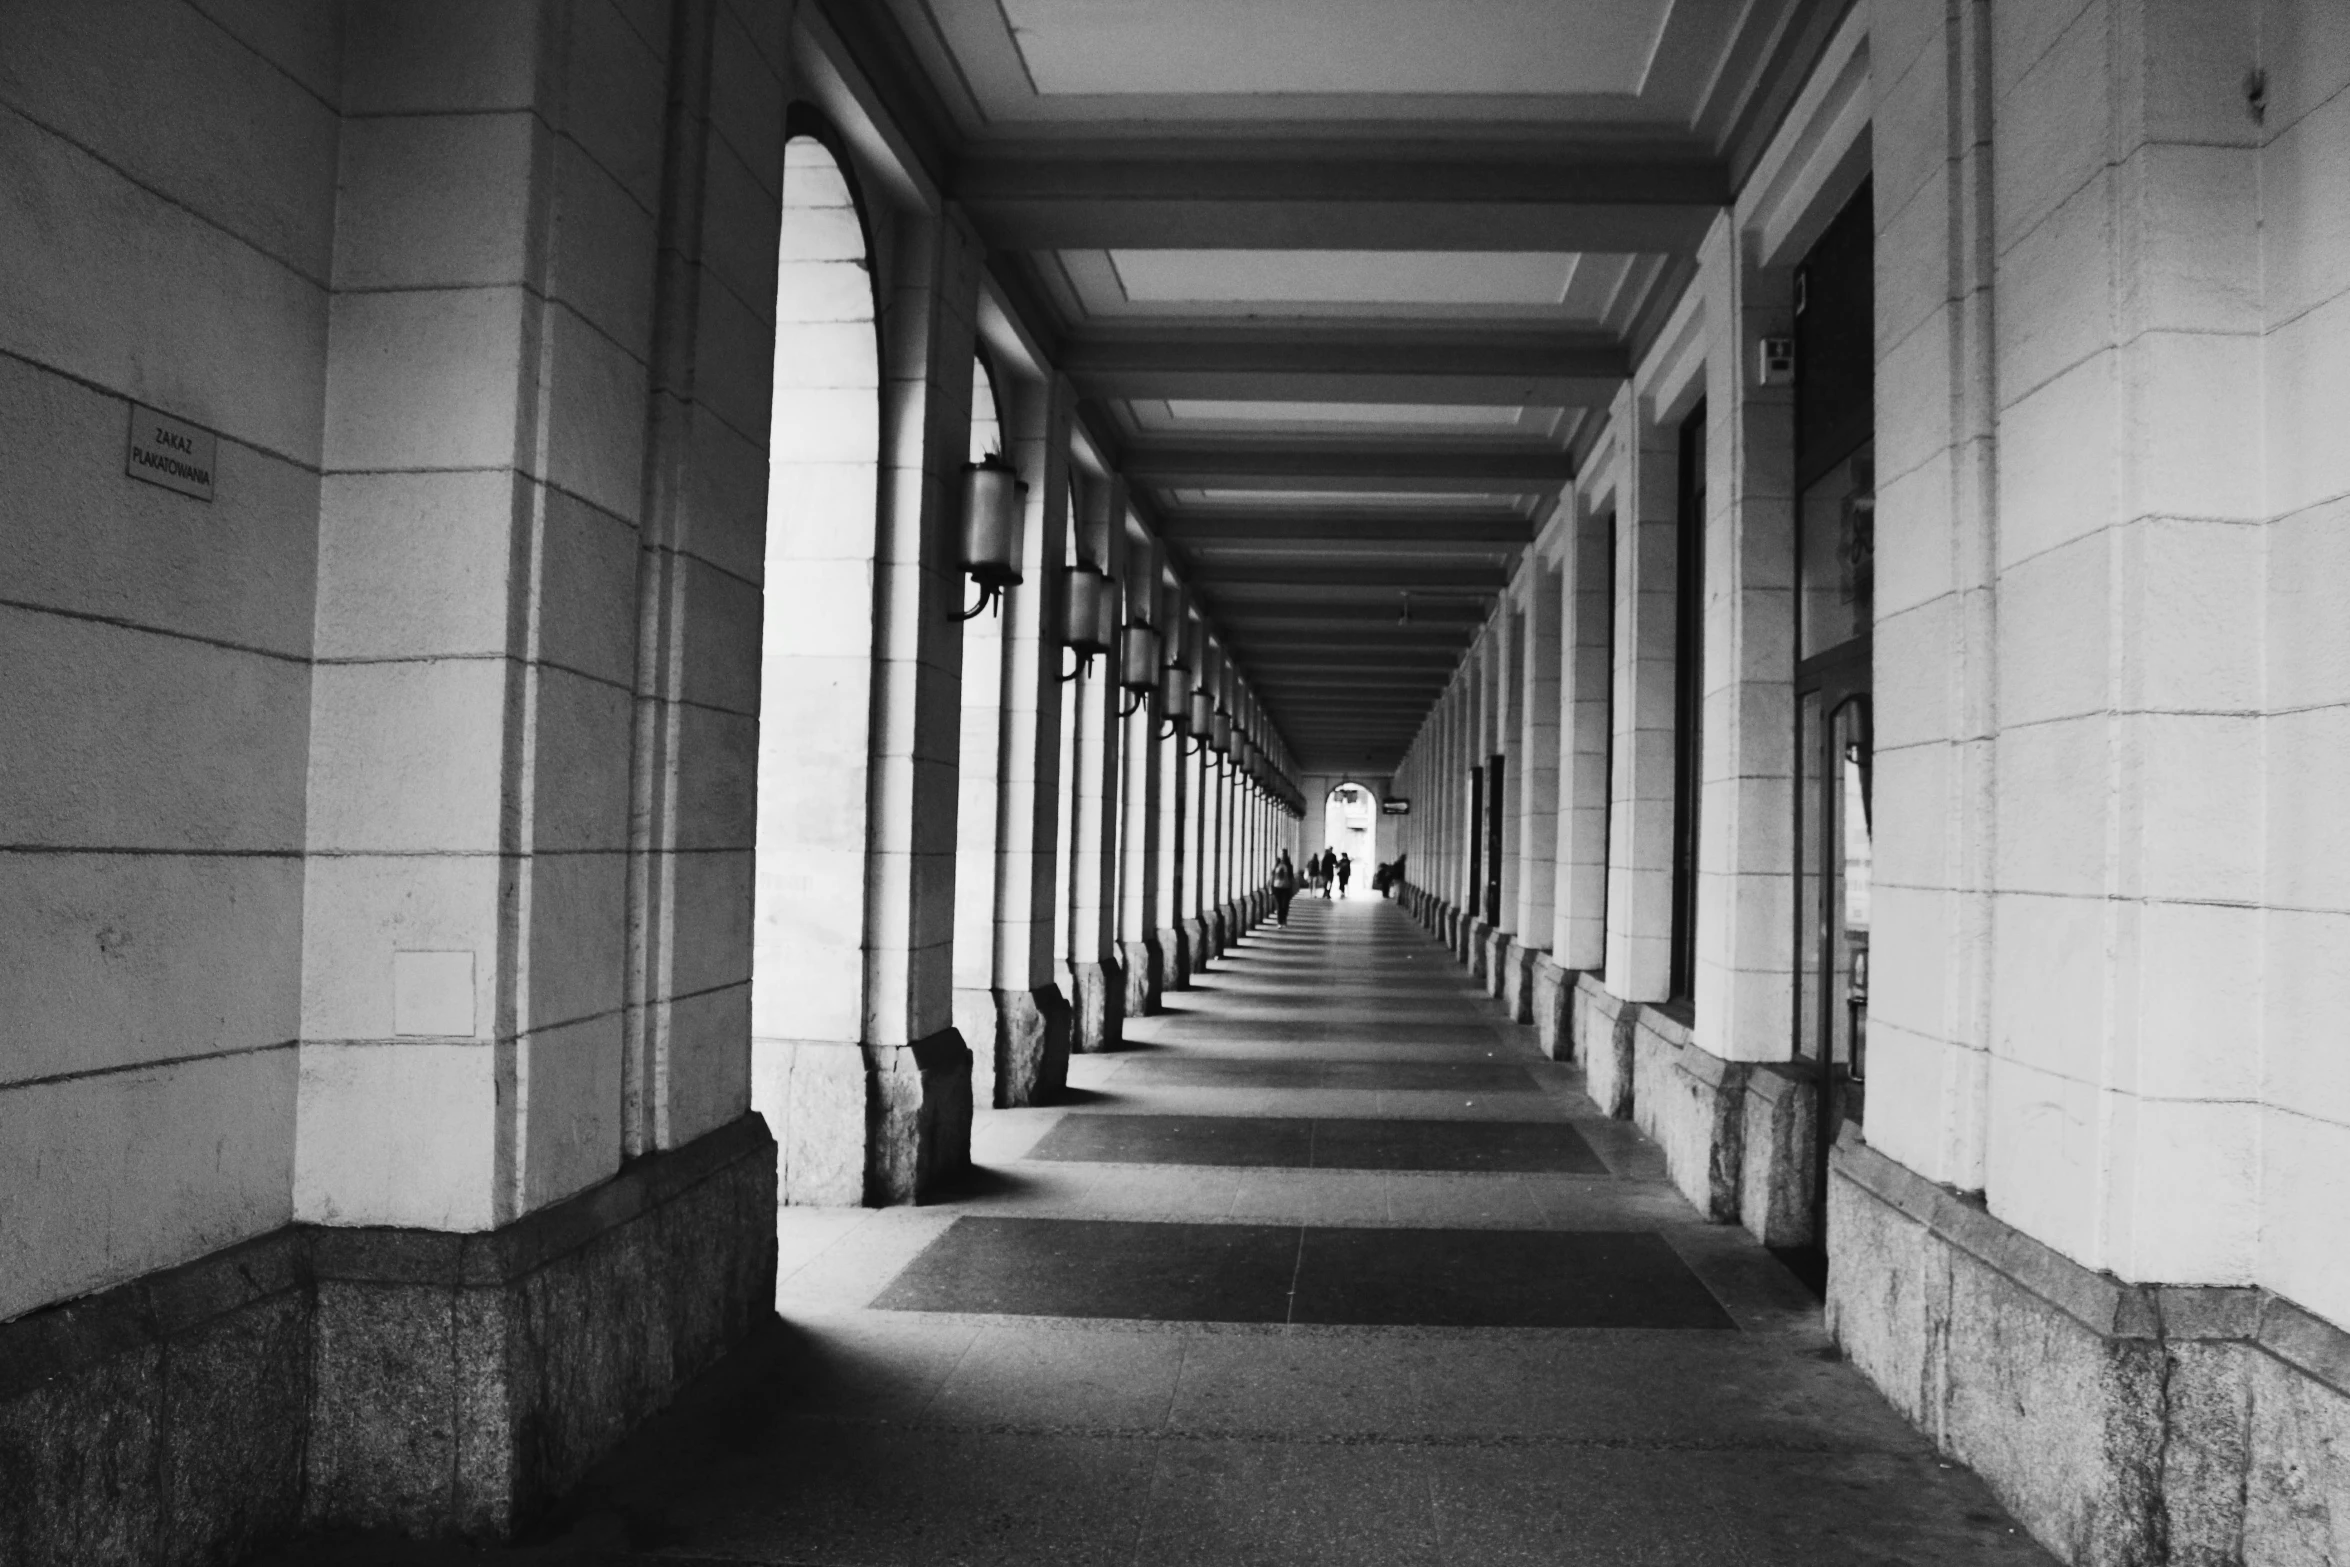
[
  {"xmin": 1290, "ymin": 1229, "xmax": 1737, "ymax": 1329},
  {"xmin": 1118, "ymin": 1058, "xmax": 1537, "ymax": 1092},
  {"xmin": 1026, "ymin": 1115, "xmax": 1316, "ymax": 1168},
  {"xmin": 1309, "ymin": 1118, "xmax": 1607, "ymax": 1174},
  {"xmin": 871, "ymin": 1218, "xmax": 1298, "ymax": 1322},
  {"xmin": 1024, "ymin": 1115, "xmax": 1602, "ymax": 1175}
]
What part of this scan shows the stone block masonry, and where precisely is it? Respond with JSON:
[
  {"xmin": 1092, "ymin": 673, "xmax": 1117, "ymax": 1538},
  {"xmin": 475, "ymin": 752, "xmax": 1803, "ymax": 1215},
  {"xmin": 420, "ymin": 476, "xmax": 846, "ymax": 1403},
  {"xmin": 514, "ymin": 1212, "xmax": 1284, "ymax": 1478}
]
[{"xmin": 0, "ymin": 1115, "xmax": 776, "ymax": 1563}]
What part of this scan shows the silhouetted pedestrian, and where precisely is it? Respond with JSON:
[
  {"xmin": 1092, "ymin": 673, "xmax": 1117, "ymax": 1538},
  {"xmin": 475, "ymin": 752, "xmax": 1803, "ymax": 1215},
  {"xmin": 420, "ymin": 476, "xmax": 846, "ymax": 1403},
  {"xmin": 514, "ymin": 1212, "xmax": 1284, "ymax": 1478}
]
[{"xmin": 1272, "ymin": 852, "xmax": 1299, "ymax": 925}]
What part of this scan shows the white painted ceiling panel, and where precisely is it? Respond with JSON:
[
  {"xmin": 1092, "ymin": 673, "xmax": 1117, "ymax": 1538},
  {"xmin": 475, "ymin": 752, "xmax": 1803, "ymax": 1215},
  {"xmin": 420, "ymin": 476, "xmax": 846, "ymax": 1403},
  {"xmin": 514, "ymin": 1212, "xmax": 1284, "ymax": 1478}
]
[
  {"xmin": 1169, "ymin": 400, "xmax": 1526, "ymax": 424},
  {"xmin": 999, "ymin": 0, "xmax": 1674, "ymax": 97},
  {"xmin": 1172, "ymin": 489, "xmax": 1532, "ymax": 510},
  {"xmin": 1110, "ymin": 250, "xmax": 1578, "ymax": 307}
]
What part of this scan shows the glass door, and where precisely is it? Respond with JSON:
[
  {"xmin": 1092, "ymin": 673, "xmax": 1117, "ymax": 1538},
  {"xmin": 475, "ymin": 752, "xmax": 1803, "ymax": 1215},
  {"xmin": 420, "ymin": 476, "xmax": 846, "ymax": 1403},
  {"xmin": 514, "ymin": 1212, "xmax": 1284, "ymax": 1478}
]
[
  {"xmin": 1786, "ymin": 180, "xmax": 1874, "ymax": 1286},
  {"xmin": 1795, "ymin": 662, "xmax": 1871, "ymax": 1246}
]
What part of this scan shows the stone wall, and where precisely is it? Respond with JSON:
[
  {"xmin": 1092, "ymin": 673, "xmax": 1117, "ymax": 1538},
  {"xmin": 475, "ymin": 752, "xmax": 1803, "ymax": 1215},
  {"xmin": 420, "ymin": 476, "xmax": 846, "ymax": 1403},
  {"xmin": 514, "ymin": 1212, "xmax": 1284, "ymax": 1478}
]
[{"xmin": 1, "ymin": 0, "xmax": 336, "ymax": 1324}]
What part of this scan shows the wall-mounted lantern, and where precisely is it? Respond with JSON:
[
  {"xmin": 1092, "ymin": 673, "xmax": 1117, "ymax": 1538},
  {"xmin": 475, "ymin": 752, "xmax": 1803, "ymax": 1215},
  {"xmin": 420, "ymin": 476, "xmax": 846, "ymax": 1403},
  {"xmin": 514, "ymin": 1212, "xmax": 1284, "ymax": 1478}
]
[
  {"xmin": 1118, "ymin": 621, "xmax": 1161, "ymax": 716},
  {"xmin": 1182, "ymin": 686, "xmax": 1215, "ymax": 753},
  {"xmin": 1059, "ymin": 565, "xmax": 1113, "ymax": 680},
  {"xmin": 954, "ymin": 454, "xmax": 1026, "ymax": 620},
  {"xmin": 1159, "ymin": 659, "xmax": 1193, "ymax": 739}
]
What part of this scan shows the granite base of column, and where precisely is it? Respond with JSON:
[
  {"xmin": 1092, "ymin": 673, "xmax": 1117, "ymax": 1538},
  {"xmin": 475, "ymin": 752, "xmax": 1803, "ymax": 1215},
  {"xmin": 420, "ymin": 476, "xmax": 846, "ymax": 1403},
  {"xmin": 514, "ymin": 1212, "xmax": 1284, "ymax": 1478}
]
[
  {"xmin": 1186, "ymin": 915, "xmax": 1213, "ymax": 971},
  {"xmin": 756, "ymin": 1032, "xmax": 970, "ymax": 1206},
  {"xmin": 1119, "ymin": 938, "xmax": 1163, "ymax": 1017},
  {"xmin": 1482, "ymin": 928, "xmax": 1511, "ymax": 998},
  {"xmin": 1500, "ymin": 942, "xmax": 1540, "ymax": 1023},
  {"xmin": 1624, "ymin": 1006, "xmax": 1748, "ymax": 1224},
  {"xmin": 1159, "ymin": 925, "xmax": 1191, "ymax": 991},
  {"xmin": 1829, "ymin": 1132, "xmax": 2350, "ymax": 1567},
  {"xmin": 1739, "ymin": 1063, "xmax": 1818, "ymax": 1246},
  {"xmin": 1570, "ymin": 973, "xmax": 1638, "ymax": 1119},
  {"xmin": 990, "ymin": 984, "xmax": 1071, "ymax": 1107},
  {"xmin": 1530, "ymin": 956, "xmax": 1576, "ymax": 1059},
  {"xmin": 1071, "ymin": 958, "xmax": 1126, "ymax": 1053},
  {"xmin": 0, "ymin": 1117, "xmax": 778, "ymax": 1562},
  {"xmin": 1466, "ymin": 919, "xmax": 1494, "ymax": 980}
]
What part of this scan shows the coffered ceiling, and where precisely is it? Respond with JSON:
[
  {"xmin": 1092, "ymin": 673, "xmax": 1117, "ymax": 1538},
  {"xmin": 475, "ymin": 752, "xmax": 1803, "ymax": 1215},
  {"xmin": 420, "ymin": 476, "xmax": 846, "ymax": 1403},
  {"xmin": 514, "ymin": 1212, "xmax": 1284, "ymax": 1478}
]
[{"xmin": 833, "ymin": 0, "xmax": 1848, "ymax": 772}]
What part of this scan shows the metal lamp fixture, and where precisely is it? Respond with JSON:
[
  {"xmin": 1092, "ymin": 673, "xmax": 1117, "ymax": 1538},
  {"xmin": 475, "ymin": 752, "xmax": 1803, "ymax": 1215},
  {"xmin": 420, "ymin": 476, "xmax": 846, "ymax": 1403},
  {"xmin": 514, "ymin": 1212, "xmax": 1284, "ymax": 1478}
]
[
  {"xmin": 1092, "ymin": 575, "xmax": 1119, "ymax": 653},
  {"xmin": 1118, "ymin": 621, "xmax": 1161, "ymax": 716},
  {"xmin": 955, "ymin": 454, "xmax": 1026, "ymax": 620},
  {"xmin": 1058, "ymin": 565, "xmax": 1112, "ymax": 680},
  {"xmin": 1183, "ymin": 686, "xmax": 1215, "ymax": 753},
  {"xmin": 1159, "ymin": 659, "xmax": 1193, "ymax": 739}
]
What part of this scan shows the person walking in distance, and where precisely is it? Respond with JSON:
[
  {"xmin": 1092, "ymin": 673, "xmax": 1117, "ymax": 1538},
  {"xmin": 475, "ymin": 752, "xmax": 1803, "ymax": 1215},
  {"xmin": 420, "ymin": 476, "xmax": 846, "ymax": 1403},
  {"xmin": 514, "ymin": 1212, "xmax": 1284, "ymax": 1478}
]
[
  {"xmin": 1272, "ymin": 851, "xmax": 1300, "ymax": 926},
  {"xmin": 1336, "ymin": 852, "xmax": 1352, "ymax": 899}
]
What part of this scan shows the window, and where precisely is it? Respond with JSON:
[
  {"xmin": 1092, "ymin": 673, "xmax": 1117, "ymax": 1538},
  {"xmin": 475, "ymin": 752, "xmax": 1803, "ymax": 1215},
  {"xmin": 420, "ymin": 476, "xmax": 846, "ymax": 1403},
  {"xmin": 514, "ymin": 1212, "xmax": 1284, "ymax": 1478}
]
[{"xmin": 1668, "ymin": 404, "xmax": 1706, "ymax": 1006}]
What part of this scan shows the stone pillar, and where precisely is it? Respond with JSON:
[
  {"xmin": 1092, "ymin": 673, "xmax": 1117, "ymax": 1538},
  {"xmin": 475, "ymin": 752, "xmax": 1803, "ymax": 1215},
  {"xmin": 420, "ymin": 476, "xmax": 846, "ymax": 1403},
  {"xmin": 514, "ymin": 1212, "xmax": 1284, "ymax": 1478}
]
[
  {"xmin": 1051, "ymin": 629, "xmax": 1080, "ymax": 1004},
  {"xmin": 1510, "ymin": 558, "xmax": 1563, "ymax": 1024},
  {"xmin": 1204, "ymin": 718, "xmax": 1229, "ymax": 956},
  {"xmin": 1487, "ymin": 595, "xmax": 1520, "ymax": 997},
  {"xmin": 300, "ymin": 0, "xmax": 693, "ymax": 1237},
  {"xmin": 1602, "ymin": 387, "xmax": 1680, "ymax": 1002},
  {"xmin": 981, "ymin": 373, "xmax": 1076, "ymax": 1106},
  {"xmin": 1067, "ymin": 474, "xmax": 1126, "ymax": 1051},
  {"xmin": 1428, "ymin": 681, "xmax": 1447, "ymax": 939},
  {"xmin": 1688, "ymin": 213, "xmax": 1798, "ymax": 1067},
  {"xmin": 282, "ymin": 1, "xmax": 786, "ymax": 1537},
  {"xmin": 1117, "ymin": 539, "xmax": 1163, "ymax": 1015},
  {"xmin": 950, "ymin": 428, "xmax": 1013, "ymax": 1099},
  {"xmin": 1467, "ymin": 640, "xmax": 1495, "ymax": 968},
  {"xmin": 855, "ymin": 211, "xmax": 981, "ymax": 1199},
  {"xmin": 1554, "ymin": 491, "xmax": 1614, "ymax": 972},
  {"xmin": 1186, "ymin": 696, "xmax": 1214, "ymax": 967},
  {"xmin": 1155, "ymin": 604, "xmax": 1192, "ymax": 990},
  {"xmin": 743, "ymin": 189, "xmax": 985, "ymax": 1206}
]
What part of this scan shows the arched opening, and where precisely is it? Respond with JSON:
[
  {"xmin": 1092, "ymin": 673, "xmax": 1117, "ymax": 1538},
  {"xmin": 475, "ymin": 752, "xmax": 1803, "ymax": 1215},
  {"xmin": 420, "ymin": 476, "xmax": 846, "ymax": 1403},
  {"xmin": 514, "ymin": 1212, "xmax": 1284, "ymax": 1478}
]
[
  {"xmin": 1320, "ymin": 782, "xmax": 1377, "ymax": 896},
  {"xmin": 750, "ymin": 127, "xmax": 881, "ymax": 1203}
]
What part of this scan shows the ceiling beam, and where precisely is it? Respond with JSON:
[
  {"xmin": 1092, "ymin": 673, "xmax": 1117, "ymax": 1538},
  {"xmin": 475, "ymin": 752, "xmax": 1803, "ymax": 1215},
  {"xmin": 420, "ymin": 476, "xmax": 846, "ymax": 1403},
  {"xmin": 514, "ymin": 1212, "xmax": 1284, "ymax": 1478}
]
[
  {"xmin": 1244, "ymin": 651, "xmax": 1462, "ymax": 670},
  {"xmin": 957, "ymin": 148, "xmax": 1728, "ymax": 253},
  {"xmin": 1258, "ymin": 671, "xmax": 1451, "ymax": 688},
  {"xmin": 1125, "ymin": 443, "xmax": 1575, "ymax": 490},
  {"xmin": 1061, "ymin": 331, "xmax": 1626, "ymax": 406},
  {"xmin": 1192, "ymin": 563, "xmax": 1510, "ymax": 591},
  {"xmin": 1161, "ymin": 511, "xmax": 1536, "ymax": 545},
  {"xmin": 1216, "ymin": 600, "xmax": 1488, "ymax": 625}
]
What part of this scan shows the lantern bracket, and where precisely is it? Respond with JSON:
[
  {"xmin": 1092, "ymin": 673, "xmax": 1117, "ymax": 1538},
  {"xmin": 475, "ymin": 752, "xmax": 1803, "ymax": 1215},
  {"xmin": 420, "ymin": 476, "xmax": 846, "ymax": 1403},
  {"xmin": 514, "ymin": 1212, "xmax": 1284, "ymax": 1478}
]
[{"xmin": 954, "ymin": 580, "xmax": 1008, "ymax": 621}]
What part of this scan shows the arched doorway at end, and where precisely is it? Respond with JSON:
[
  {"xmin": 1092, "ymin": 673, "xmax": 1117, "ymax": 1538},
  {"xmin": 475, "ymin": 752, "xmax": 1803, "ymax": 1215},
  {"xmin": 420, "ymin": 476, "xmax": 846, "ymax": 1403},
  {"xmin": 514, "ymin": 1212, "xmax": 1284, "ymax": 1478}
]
[{"xmin": 1319, "ymin": 782, "xmax": 1378, "ymax": 897}]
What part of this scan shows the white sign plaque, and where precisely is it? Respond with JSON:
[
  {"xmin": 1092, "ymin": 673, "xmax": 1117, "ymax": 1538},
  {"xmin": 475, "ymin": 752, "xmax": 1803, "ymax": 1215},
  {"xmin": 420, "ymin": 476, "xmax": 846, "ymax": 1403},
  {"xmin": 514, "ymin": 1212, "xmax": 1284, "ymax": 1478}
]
[{"xmin": 125, "ymin": 405, "xmax": 216, "ymax": 501}]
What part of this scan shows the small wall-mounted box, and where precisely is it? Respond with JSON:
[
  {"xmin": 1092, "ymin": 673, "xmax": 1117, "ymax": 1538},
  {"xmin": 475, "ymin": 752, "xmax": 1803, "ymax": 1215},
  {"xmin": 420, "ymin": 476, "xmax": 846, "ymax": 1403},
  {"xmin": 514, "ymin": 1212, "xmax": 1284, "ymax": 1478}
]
[{"xmin": 1757, "ymin": 337, "xmax": 1796, "ymax": 387}]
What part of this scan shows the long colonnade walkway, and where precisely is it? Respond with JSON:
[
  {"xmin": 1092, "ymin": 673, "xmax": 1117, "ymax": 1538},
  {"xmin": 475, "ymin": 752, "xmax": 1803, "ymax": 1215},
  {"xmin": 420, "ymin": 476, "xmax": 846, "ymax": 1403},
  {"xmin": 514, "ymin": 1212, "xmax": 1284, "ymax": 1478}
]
[{"xmin": 260, "ymin": 897, "xmax": 2049, "ymax": 1565}]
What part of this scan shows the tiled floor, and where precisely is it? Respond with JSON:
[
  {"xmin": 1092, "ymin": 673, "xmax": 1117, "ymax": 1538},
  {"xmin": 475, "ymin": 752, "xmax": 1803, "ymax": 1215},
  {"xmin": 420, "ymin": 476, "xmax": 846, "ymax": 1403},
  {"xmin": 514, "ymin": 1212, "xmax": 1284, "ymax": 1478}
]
[{"xmin": 254, "ymin": 896, "xmax": 2054, "ymax": 1566}]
